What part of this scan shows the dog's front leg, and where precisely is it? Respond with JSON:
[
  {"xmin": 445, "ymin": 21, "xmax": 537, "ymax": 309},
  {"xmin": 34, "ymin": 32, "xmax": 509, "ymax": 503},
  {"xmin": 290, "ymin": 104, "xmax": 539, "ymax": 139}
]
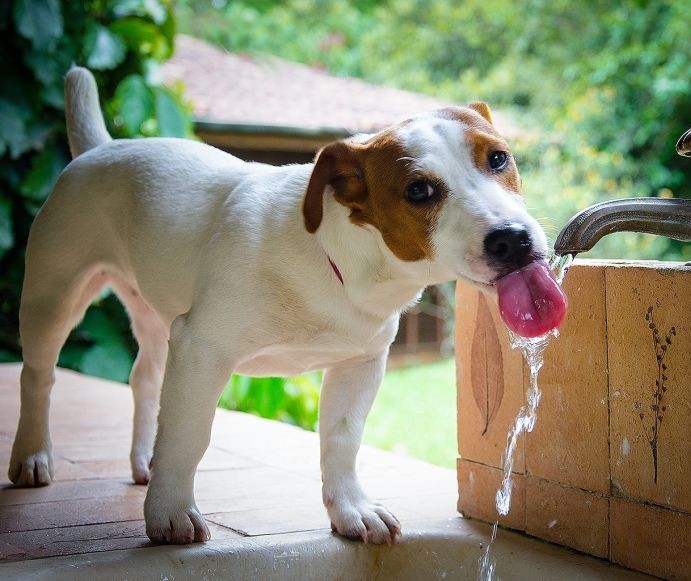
[
  {"xmin": 144, "ymin": 313, "xmax": 235, "ymax": 544},
  {"xmin": 320, "ymin": 352, "xmax": 401, "ymax": 544}
]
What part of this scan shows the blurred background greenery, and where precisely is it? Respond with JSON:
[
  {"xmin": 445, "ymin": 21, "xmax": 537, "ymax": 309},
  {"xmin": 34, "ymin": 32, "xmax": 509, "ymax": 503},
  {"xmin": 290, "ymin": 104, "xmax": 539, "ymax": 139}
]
[{"xmin": 1, "ymin": 0, "xmax": 689, "ymax": 466}]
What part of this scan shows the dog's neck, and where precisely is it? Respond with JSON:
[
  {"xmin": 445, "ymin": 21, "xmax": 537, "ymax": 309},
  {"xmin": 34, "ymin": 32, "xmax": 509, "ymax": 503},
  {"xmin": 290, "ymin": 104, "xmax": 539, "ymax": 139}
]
[{"xmin": 314, "ymin": 193, "xmax": 445, "ymax": 319}]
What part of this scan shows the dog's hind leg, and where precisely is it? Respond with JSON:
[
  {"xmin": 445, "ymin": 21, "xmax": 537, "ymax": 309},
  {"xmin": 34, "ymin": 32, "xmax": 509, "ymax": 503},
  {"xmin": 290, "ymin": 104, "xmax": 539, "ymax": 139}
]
[
  {"xmin": 8, "ymin": 265, "xmax": 108, "ymax": 486},
  {"xmin": 112, "ymin": 278, "xmax": 169, "ymax": 485}
]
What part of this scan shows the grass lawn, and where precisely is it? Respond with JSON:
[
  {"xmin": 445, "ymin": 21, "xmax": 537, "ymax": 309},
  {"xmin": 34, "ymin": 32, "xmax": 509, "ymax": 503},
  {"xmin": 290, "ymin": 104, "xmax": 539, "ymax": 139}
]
[{"xmin": 363, "ymin": 358, "xmax": 457, "ymax": 469}]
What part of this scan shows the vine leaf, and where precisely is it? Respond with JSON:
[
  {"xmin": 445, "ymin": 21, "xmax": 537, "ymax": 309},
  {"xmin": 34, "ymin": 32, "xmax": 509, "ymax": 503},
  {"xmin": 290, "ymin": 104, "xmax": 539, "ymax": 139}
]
[{"xmin": 471, "ymin": 294, "xmax": 505, "ymax": 435}]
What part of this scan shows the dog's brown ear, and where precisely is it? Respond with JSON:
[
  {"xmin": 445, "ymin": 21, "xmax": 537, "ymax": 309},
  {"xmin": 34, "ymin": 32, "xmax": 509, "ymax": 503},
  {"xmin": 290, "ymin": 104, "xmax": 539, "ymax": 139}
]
[
  {"xmin": 468, "ymin": 102, "xmax": 494, "ymax": 125},
  {"xmin": 303, "ymin": 141, "xmax": 366, "ymax": 233}
]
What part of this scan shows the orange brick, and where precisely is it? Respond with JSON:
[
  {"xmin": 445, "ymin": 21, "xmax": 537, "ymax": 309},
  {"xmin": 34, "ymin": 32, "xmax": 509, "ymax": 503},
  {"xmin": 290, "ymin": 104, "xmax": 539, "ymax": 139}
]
[
  {"xmin": 525, "ymin": 263, "xmax": 610, "ymax": 494},
  {"xmin": 456, "ymin": 282, "xmax": 525, "ymax": 471},
  {"xmin": 457, "ymin": 458, "xmax": 525, "ymax": 531},
  {"xmin": 610, "ymin": 496, "xmax": 691, "ymax": 580},
  {"xmin": 526, "ymin": 476, "xmax": 609, "ymax": 558},
  {"xmin": 607, "ymin": 264, "xmax": 691, "ymax": 513}
]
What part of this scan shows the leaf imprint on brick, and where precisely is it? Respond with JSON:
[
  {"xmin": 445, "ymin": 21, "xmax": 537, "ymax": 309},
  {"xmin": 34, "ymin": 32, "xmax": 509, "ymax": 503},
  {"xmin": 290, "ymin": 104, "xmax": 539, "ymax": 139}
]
[{"xmin": 471, "ymin": 294, "xmax": 504, "ymax": 436}]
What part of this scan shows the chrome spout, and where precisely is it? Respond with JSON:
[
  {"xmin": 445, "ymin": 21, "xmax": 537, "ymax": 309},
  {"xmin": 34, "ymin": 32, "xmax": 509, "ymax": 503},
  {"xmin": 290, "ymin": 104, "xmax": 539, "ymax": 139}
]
[
  {"xmin": 555, "ymin": 126, "xmax": 691, "ymax": 256},
  {"xmin": 677, "ymin": 128, "xmax": 691, "ymax": 157},
  {"xmin": 553, "ymin": 197, "xmax": 691, "ymax": 256}
]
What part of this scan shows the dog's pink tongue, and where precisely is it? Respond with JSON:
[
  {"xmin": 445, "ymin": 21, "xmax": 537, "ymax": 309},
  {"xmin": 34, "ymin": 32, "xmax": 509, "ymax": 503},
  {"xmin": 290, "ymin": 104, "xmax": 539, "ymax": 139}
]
[{"xmin": 495, "ymin": 261, "xmax": 567, "ymax": 338}]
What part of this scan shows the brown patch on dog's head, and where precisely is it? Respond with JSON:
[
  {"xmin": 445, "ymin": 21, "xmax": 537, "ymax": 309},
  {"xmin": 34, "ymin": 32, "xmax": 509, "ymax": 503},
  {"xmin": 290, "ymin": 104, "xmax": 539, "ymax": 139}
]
[
  {"xmin": 303, "ymin": 132, "xmax": 446, "ymax": 261},
  {"xmin": 303, "ymin": 142, "xmax": 365, "ymax": 235},
  {"xmin": 303, "ymin": 103, "xmax": 521, "ymax": 260},
  {"xmin": 468, "ymin": 101, "xmax": 494, "ymax": 125},
  {"xmin": 435, "ymin": 105, "xmax": 521, "ymax": 194}
]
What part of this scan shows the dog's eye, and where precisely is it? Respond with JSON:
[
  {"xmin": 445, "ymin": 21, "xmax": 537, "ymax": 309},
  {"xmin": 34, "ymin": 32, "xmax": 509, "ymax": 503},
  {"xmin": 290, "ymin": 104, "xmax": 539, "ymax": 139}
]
[
  {"xmin": 488, "ymin": 151, "xmax": 509, "ymax": 171},
  {"xmin": 405, "ymin": 180, "xmax": 437, "ymax": 203}
]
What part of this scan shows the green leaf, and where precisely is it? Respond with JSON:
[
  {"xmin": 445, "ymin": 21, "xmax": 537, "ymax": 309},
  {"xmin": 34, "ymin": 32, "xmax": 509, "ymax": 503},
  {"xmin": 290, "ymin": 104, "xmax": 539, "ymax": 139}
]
[
  {"xmin": 25, "ymin": 49, "xmax": 67, "ymax": 87},
  {"xmin": 0, "ymin": 98, "xmax": 29, "ymax": 159},
  {"xmin": 78, "ymin": 308, "xmax": 124, "ymax": 344},
  {"xmin": 80, "ymin": 341, "xmax": 134, "ymax": 383},
  {"xmin": 19, "ymin": 145, "xmax": 67, "ymax": 202},
  {"xmin": 85, "ymin": 24, "xmax": 127, "ymax": 71},
  {"xmin": 0, "ymin": 349, "xmax": 22, "ymax": 363},
  {"xmin": 57, "ymin": 343, "xmax": 87, "ymax": 370},
  {"xmin": 114, "ymin": 74, "xmax": 154, "ymax": 135},
  {"xmin": 110, "ymin": 17, "xmax": 172, "ymax": 61},
  {"xmin": 13, "ymin": 0, "xmax": 63, "ymax": 50},
  {"xmin": 0, "ymin": 197, "xmax": 14, "ymax": 259},
  {"xmin": 154, "ymin": 87, "xmax": 188, "ymax": 137},
  {"xmin": 113, "ymin": 0, "xmax": 168, "ymax": 25}
]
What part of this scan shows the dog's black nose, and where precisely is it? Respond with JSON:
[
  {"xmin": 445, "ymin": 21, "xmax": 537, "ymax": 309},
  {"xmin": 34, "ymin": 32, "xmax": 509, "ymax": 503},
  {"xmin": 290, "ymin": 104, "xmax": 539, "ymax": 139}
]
[{"xmin": 484, "ymin": 223, "xmax": 533, "ymax": 269}]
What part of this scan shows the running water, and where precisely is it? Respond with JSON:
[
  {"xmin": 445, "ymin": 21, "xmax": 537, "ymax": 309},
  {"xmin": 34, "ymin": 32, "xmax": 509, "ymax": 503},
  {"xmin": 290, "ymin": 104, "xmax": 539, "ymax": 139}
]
[{"xmin": 478, "ymin": 253, "xmax": 573, "ymax": 580}]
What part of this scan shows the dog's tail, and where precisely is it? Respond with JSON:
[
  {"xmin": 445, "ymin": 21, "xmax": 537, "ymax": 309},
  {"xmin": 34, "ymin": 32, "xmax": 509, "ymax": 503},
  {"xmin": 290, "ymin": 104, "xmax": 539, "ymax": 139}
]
[{"xmin": 64, "ymin": 67, "xmax": 112, "ymax": 158}]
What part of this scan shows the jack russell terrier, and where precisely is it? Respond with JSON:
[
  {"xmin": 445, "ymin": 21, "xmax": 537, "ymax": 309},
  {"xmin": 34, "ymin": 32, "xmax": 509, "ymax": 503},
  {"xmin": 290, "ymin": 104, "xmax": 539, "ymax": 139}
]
[{"xmin": 9, "ymin": 68, "xmax": 566, "ymax": 545}]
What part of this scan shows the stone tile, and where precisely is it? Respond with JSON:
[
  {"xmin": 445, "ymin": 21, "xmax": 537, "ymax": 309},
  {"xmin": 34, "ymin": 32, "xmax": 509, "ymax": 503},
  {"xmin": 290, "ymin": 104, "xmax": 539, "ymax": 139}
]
[
  {"xmin": 193, "ymin": 466, "xmax": 322, "ymax": 513},
  {"xmin": 249, "ymin": 444, "xmax": 321, "ymax": 479},
  {"xmin": 456, "ymin": 458, "xmax": 525, "ymax": 531},
  {"xmin": 0, "ymin": 520, "xmax": 241, "ymax": 562},
  {"xmin": 525, "ymin": 476, "xmax": 609, "ymax": 558},
  {"xmin": 385, "ymin": 493, "xmax": 459, "ymax": 521},
  {"xmin": 207, "ymin": 501, "xmax": 329, "ymax": 536},
  {"xmin": 198, "ymin": 446, "xmax": 259, "ymax": 471},
  {"xmin": 0, "ymin": 520, "xmax": 150, "ymax": 561},
  {"xmin": 0, "ymin": 452, "xmax": 107, "ymax": 487},
  {"xmin": 610, "ymin": 496, "xmax": 691, "ymax": 580},
  {"xmin": 456, "ymin": 282, "xmax": 525, "ymax": 472},
  {"xmin": 0, "ymin": 539, "xmax": 26, "ymax": 561},
  {"xmin": 211, "ymin": 410, "xmax": 318, "ymax": 454},
  {"xmin": 0, "ymin": 479, "xmax": 142, "ymax": 507},
  {"xmin": 57, "ymin": 443, "xmax": 132, "ymax": 463},
  {"xmin": 607, "ymin": 264, "xmax": 691, "ymax": 513},
  {"xmin": 525, "ymin": 264, "xmax": 610, "ymax": 494},
  {"xmin": 360, "ymin": 464, "xmax": 457, "ymax": 500},
  {"xmin": 0, "ymin": 496, "xmax": 145, "ymax": 533},
  {"xmin": 68, "ymin": 458, "xmax": 134, "ymax": 481}
]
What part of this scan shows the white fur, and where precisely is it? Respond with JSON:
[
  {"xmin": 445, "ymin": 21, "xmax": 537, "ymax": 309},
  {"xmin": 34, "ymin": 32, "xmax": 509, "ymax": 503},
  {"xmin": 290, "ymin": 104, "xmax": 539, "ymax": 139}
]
[{"xmin": 9, "ymin": 68, "xmax": 548, "ymax": 545}]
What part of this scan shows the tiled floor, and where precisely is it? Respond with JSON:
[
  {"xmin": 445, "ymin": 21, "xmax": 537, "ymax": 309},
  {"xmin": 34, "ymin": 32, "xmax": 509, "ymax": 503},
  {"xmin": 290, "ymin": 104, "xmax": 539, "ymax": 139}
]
[
  {"xmin": 0, "ymin": 364, "xmax": 457, "ymax": 564},
  {"xmin": 0, "ymin": 364, "xmax": 653, "ymax": 580}
]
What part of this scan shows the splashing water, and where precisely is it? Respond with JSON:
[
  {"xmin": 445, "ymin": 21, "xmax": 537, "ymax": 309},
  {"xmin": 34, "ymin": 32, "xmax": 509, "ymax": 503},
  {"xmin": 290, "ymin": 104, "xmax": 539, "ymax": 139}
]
[
  {"xmin": 550, "ymin": 253, "xmax": 574, "ymax": 286},
  {"xmin": 478, "ymin": 253, "xmax": 573, "ymax": 580},
  {"xmin": 478, "ymin": 522, "xmax": 498, "ymax": 580},
  {"xmin": 497, "ymin": 253, "xmax": 573, "ymax": 515},
  {"xmin": 495, "ymin": 331, "xmax": 550, "ymax": 515}
]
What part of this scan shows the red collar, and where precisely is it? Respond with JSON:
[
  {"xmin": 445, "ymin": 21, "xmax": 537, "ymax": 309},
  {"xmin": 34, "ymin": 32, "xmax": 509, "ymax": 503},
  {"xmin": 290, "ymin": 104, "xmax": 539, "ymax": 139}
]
[{"xmin": 327, "ymin": 256, "xmax": 344, "ymax": 285}]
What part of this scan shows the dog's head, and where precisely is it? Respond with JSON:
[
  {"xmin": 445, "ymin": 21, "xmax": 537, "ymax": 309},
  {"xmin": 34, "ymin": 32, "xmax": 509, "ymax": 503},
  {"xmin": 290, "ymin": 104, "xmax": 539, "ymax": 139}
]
[{"xmin": 302, "ymin": 103, "xmax": 547, "ymax": 289}]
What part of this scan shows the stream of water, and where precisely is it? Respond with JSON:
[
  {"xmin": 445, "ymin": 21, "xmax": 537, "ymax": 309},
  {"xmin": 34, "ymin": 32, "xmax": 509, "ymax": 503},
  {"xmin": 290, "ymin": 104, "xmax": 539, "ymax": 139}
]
[{"xmin": 478, "ymin": 254, "xmax": 573, "ymax": 580}]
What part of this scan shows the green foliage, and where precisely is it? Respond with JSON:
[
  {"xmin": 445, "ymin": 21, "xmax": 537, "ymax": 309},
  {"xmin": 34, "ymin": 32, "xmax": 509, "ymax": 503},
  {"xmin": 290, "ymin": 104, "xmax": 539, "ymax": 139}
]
[
  {"xmin": 363, "ymin": 358, "xmax": 456, "ymax": 468},
  {"xmin": 219, "ymin": 373, "xmax": 321, "ymax": 431},
  {"xmin": 0, "ymin": 0, "xmax": 193, "ymax": 380},
  {"xmin": 177, "ymin": 0, "xmax": 375, "ymax": 77},
  {"xmin": 180, "ymin": 0, "xmax": 691, "ymax": 260}
]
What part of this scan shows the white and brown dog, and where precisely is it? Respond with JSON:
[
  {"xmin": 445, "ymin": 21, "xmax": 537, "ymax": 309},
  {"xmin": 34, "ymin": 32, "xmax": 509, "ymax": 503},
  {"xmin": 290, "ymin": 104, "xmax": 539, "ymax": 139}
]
[{"xmin": 9, "ymin": 68, "xmax": 565, "ymax": 545}]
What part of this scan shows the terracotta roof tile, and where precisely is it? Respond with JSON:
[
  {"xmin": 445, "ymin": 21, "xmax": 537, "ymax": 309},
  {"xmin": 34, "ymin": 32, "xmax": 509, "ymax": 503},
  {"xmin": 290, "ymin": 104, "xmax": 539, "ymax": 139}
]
[{"xmin": 163, "ymin": 35, "xmax": 518, "ymax": 138}]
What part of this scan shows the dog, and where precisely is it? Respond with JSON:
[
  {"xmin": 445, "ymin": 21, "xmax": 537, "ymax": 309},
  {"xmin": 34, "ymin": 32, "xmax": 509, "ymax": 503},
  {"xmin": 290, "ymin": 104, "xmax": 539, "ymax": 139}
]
[{"xmin": 9, "ymin": 67, "xmax": 561, "ymax": 545}]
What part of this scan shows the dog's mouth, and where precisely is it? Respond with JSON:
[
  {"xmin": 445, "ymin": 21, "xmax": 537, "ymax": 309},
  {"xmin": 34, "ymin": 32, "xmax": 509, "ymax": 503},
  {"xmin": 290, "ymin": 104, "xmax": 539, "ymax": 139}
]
[{"xmin": 493, "ymin": 260, "xmax": 567, "ymax": 338}]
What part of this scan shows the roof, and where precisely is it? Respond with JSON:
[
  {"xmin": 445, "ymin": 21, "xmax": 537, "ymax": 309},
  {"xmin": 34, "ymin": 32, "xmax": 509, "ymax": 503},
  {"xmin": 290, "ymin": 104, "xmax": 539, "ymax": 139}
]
[{"xmin": 163, "ymin": 35, "xmax": 518, "ymax": 151}]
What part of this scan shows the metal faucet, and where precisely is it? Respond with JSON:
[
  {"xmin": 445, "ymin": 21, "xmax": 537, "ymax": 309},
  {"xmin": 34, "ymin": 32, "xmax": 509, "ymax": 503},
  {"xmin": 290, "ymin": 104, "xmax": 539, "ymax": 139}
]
[{"xmin": 553, "ymin": 127, "xmax": 691, "ymax": 256}]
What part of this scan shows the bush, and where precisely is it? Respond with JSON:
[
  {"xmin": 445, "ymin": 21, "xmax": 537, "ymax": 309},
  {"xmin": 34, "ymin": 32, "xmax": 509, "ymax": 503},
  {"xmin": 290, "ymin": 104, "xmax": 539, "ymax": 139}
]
[
  {"xmin": 0, "ymin": 0, "xmax": 193, "ymax": 377},
  {"xmin": 181, "ymin": 0, "xmax": 691, "ymax": 260},
  {"xmin": 219, "ymin": 373, "xmax": 321, "ymax": 431},
  {"xmin": 1, "ymin": 1, "xmax": 322, "ymax": 435}
]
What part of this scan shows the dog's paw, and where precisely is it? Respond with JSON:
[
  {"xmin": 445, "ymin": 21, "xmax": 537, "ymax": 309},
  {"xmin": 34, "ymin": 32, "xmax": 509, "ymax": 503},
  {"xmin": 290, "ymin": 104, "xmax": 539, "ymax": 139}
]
[
  {"xmin": 326, "ymin": 493, "xmax": 401, "ymax": 545},
  {"xmin": 130, "ymin": 453, "xmax": 152, "ymax": 485},
  {"xmin": 144, "ymin": 492, "xmax": 210, "ymax": 544},
  {"xmin": 8, "ymin": 448, "xmax": 54, "ymax": 487}
]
